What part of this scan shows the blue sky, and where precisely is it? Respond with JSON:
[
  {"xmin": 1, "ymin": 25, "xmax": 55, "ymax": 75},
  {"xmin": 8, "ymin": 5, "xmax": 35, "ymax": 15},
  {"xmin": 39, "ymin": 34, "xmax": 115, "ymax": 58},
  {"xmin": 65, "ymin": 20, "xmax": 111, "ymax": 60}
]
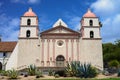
[{"xmin": 0, "ymin": 0, "xmax": 120, "ymax": 43}]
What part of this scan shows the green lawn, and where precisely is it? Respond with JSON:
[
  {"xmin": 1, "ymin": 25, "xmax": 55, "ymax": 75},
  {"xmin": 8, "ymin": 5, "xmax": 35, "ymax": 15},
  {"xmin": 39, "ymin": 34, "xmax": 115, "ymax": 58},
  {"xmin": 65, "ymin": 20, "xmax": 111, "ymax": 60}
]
[{"xmin": 35, "ymin": 78, "xmax": 120, "ymax": 80}]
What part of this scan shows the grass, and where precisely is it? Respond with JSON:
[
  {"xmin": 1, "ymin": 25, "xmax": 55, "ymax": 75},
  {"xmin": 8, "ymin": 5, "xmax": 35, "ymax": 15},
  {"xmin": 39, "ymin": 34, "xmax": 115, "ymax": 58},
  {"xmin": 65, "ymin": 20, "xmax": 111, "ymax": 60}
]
[{"xmin": 35, "ymin": 78, "xmax": 120, "ymax": 80}]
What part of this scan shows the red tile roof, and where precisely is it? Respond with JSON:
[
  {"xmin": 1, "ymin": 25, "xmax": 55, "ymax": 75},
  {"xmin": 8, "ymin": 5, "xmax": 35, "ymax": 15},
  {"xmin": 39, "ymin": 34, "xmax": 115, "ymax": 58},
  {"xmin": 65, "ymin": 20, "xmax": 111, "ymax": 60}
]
[
  {"xmin": 83, "ymin": 9, "xmax": 96, "ymax": 18},
  {"xmin": 0, "ymin": 41, "xmax": 17, "ymax": 52},
  {"xmin": 24, "ymin": 8, "xmax": 37, "ymax": 16}
]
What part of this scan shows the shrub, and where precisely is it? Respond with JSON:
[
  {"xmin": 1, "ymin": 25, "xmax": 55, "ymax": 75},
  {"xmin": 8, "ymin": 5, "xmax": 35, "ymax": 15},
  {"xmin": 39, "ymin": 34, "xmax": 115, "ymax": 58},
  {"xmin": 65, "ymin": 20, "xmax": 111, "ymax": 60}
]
[
  {"xmin": 54, "ymin": 74, "xmax": 59, "ymax": 78},
  {"xmin": 65, "ymin": 61, "xmax": 98, "ymax": 78},
  {"xmin": 65, "ymin": 61, "xmax": 79, "ymax": 77},
  {"xmin": 48, "ymin": 69, "xmax": 54, "ymax": 76},
  {"xmin": 27, "ymin": 64, "xmax": 37, "ymax": 76},
  {"xmin": 77, "ymin": 63, "xmax": 98, "ymax": 78},
  {"xmin": 108, "ymin": 60, "xmax": 119, "ymax": 68},
  {"xmin": 7, "ymin": 69, "xmax": 18, "ymax": 79},
  {"xmin": 35, "ymin": 70, "xmax": 43, "ymax": 78},
  {"xmin": 0, "ymin": 70, "xmax": 8, "ymax": 76}
]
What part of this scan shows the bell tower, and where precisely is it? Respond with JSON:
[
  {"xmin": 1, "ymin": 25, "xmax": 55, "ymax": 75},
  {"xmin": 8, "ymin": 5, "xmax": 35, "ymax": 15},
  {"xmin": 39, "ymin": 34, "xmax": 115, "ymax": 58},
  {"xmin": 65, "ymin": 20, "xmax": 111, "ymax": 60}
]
[
  {"xmin": 80, "ymin": 9, "xmax": 102, "ymax": 39},
  {"xmin": 19, "ymin": 8, "xmax": 39, "ymax": 39},
  {"xmin": 80, "ymin": 9, "xmax": 103, "ymax": 70},
  {"xmin": 17, "ymin": 8, "xmax": 40, "ymax": 70}
]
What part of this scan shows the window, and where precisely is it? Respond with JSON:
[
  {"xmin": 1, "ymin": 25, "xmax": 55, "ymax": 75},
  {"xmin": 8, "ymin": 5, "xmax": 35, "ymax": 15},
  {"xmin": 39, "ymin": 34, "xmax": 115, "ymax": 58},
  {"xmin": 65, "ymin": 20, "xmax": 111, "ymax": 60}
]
[
  {"xmin": 56, "ymin": 55, "xmax": 65, "ymax": 61},
  {"xmin": 90, "ymin": 31, "xmax": 94, "ymax": 38},
  {"xmin": 89, "ymin": 20, "xmax": 93, "ymax": 26},
  {"xmin": 27, "ymin": 19, "xmax": 31, "ymax": 25},
  {"xmin": 26, "ymin": 30, "xmax": 31, "ymax": 37},
  {"xmin": 57, "ymin": 40, "xmax": 64, "ymax": 46},
  {"xmin": 3, "ymin": 52, "xmax": 6, "ymax": 57}
]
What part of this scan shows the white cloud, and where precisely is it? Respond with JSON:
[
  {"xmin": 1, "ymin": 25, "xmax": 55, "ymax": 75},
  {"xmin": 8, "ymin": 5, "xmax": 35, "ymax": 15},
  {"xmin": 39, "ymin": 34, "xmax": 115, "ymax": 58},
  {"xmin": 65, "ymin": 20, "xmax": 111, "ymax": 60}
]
[
  {"xmin": 0, "ymin": 14, "xmax": 19, "ymax": 41},
  {"xmin": 91, "ymin": 0, "xmax": 120, "ymax": 17},
  {"xmin": 91, "ymin": 0, "xmax": 120, "ymax": 43}
]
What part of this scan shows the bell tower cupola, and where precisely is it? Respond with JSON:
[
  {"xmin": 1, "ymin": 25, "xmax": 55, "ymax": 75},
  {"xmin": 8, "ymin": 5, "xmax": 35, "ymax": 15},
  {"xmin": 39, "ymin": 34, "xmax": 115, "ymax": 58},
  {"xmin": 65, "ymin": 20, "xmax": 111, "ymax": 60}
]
[
  {"xmin": 19, "ymin": 8, "xmax": 39, "ymax": 39},
  {"xmin": 80, "ymin": 9, "xmax": 102, "ymax": 39}
]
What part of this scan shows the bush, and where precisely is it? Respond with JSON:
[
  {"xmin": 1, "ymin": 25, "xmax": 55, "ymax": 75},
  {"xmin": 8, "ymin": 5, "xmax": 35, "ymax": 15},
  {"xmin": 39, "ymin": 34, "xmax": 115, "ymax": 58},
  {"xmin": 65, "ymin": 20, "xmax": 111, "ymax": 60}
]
[
  {"xmin": 54, "ymin": 74, "xmax": 59, "ymax": 78},
  {"xmin": 65, "ymin": 61, "xmax": 98, "ymax": 78},
  {"xmin": 0, "ymin": 70, "xmax": 8, "ymax": 76},
  {"xmin": 65, "ymin": 61, "xmax": 79, "ymax": 77},
  {"xmin": 48, "ymin": 69, "xmax": 54, "ymax": 76},
  {"xmin": 108, "ymin": 60, "xmax": 119, "ymax": 68},
  {"xmin": 7, "ymin": 69, "xmax": 18, "ymax": 79},
  {"xmin": 35, "ymin": 70, "xmax": 43, "ymax": 78},
  {"xmin": 27, "ymin": 64, "xmax": 37, "ymax": 76},
  {"xmin": 77, "ymin": 63, "xmax": 98, "ymax": 78}
]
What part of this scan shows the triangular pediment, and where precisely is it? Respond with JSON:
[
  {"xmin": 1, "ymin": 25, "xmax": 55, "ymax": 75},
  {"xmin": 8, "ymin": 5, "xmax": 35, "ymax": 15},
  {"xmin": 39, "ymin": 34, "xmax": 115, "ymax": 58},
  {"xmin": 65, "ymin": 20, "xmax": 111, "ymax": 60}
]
[
  {"xmin": 53, "ymin": 19, "xmax": 68, "ymax": 28},
  {"xmin": 41, "ymin": 26, "xmax": 79, "ymax": 34}
]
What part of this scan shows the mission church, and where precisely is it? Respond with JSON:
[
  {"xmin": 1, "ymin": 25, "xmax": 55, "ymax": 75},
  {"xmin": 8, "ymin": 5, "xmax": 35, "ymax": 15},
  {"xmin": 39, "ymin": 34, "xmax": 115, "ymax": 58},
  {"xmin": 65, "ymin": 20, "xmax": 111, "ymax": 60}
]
[{"xmin": 0, "ymin": 8, "xmax": 103, "ymax": 71}]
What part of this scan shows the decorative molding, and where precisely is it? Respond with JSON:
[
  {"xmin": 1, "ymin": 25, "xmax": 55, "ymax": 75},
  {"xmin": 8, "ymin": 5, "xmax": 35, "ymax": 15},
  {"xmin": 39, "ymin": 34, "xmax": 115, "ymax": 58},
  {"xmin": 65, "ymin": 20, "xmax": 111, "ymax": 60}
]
[
  {"xmin": 18, "ymin": 37, "xmax": 38, "ymax": 39},
  {"xmin": 21, "ymin": 16, "xmax": 38, "ymax": 18},
  {"xmin": 71, "ymin": 39, "xmax": 74, "ymax": 61},
  {"xmin": 76, "ymin": 39, "xmax": 79, "ymax": 42},
  {"xmin": 41, "ymin": 33, "xmax": 80, "ymax": 36},
  {"xmin": 52, "ymin": 39, "xmax": 56, "ymax": 42},
  {"xmin": 76, "ymin": 39, "xmax": 79, "ymax": 61},
  {"xmin": 42, "ymin": 40, "xmax": 44, "ymax": 61},
  {"xmin": 53, "ymin": 39, "xmax": 55, "ymax": 62},
  {"xmin": 47, "ymin": 61, "xmax": 50, "ymax": 66},
  {"xmin": 41, "ymin": 26, "xmax": 80, "ymax": 34},
  {"xmin": 82, "ymin": 38, "xmax": 102, "ymax": 40},
  {"xmin": 41, "ymin": 35, "xmax": 79, "ymax": 39},
  {"xmin": 66, "ymin": 39, "xmax": 68, "ymax": 61},
  {"xmin": 71, "ymin": 39, "xmax": 74, "ymax": 42},
  {"xmin": 47, "ymin": 39, "xmax": 50, "ymax": 61},
  {"xmin": 41, "ymin": 39, "xmax": 45, "ymax": 42},
  {"xmin": 82, "ymin": 26, "xmax": 100, "ymax": 28},
  {"xmin": 47, "ymin": 39, "xmax": 50, "ymax": 42}
]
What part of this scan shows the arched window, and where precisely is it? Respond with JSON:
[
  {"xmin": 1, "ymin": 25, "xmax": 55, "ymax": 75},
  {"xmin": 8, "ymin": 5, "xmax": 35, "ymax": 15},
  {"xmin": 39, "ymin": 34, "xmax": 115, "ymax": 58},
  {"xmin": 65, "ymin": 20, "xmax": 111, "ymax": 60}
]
[
  {"xmin": 26, "ymin": 30, "xmax": 31, "ymax": 37},
  {"xmin": 56, "ymin": 55, "xmax": 65, "ymax": 61},
  {"xmin": 89, "ymin": 20, "xmax": 93, "ymax": 26},
  {"xmin": 27, "ymin": 19, "xmax": 31, "ymax": 25},
  {"xmin": 90, "ymin": 31, "xmax": 94, "ymax": 38}
]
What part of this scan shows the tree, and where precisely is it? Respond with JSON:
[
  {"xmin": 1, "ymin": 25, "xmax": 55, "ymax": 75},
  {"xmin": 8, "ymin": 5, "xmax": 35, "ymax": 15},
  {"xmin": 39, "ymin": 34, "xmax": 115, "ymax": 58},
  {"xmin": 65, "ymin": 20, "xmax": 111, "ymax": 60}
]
[
  {"xmin": 103, "ymin": 40, "xmax": 120, "ymax": 68},
  {"xmin": 108, "ymin": 60, "xmax": 119, "ymax": 68}
]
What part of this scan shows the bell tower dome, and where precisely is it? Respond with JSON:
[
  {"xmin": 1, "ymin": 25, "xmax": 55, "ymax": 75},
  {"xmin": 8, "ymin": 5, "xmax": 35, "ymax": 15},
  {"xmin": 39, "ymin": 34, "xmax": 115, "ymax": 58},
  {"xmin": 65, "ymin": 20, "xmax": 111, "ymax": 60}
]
[{"xmin": 19, "ymin": 8, "xmax": 39, "ymax": 39}]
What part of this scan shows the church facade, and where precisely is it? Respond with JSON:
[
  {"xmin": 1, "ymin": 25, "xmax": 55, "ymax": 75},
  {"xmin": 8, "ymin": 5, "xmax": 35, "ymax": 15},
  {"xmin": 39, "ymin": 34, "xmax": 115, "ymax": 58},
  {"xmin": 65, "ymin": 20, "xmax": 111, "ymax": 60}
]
[{"xmin": 1, "ymin": 8, "xmax": 103, "ymax": 71}]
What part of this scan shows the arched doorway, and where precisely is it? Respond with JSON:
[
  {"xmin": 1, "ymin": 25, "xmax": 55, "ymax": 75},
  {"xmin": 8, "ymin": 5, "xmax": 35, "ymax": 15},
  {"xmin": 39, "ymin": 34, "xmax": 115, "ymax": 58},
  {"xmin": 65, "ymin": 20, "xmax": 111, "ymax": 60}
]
[
  {"xmin": 0, "ymin": 62, "xmax": 2, "ymax": 70},
  {"xmin": 56, "ymin": 55, "xmax": 65, "ymax": 67}
]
